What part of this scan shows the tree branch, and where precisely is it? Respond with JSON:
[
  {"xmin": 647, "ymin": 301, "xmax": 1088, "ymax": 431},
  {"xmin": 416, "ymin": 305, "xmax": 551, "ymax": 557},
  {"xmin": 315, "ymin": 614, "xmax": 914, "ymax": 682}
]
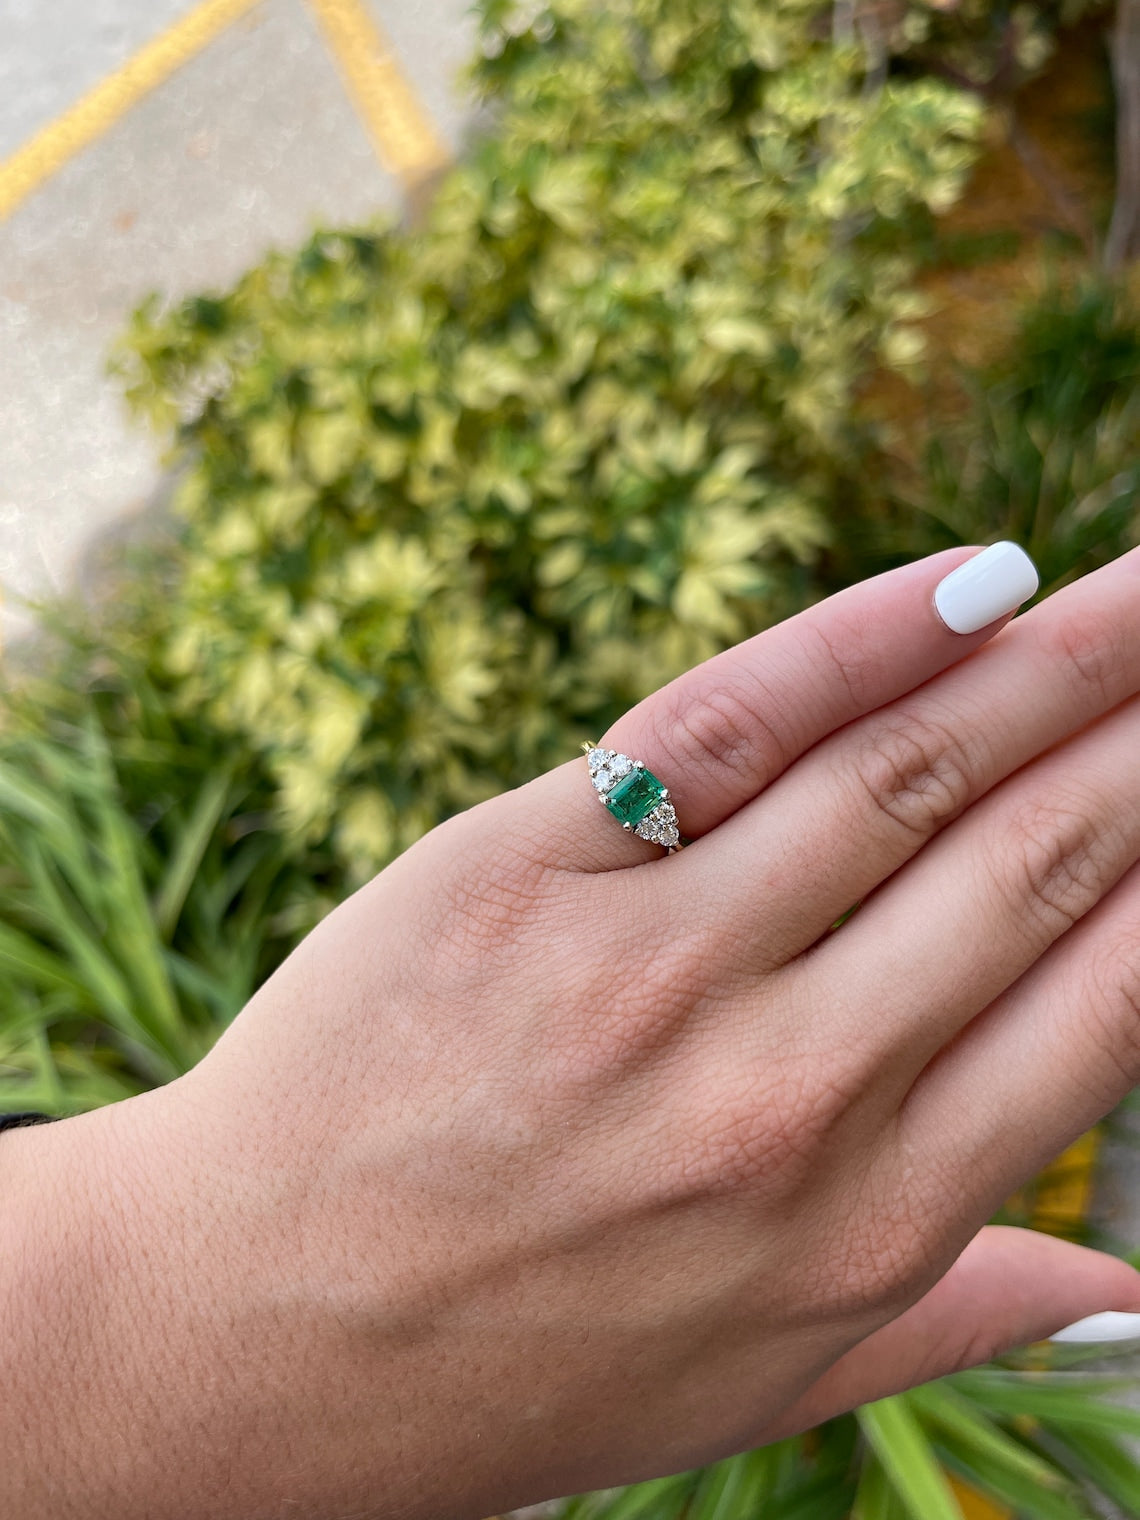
[{"xmin": 1106, "ymin": 0, "xmax": 1140, "ymax": 270}]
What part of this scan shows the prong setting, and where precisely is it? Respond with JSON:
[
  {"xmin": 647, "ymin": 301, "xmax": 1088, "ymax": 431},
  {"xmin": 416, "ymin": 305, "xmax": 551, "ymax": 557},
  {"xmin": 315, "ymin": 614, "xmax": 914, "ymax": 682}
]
[{"xmin": 583, "ymin": 745, "xmax": 680, "ymax": 850}]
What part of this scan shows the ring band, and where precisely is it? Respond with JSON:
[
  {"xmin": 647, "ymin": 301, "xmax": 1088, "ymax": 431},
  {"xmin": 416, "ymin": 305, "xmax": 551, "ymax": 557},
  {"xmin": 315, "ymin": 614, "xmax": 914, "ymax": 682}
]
[{"xmin": 582, "ymin": 743, "xmax": 684, "ymax": 852}]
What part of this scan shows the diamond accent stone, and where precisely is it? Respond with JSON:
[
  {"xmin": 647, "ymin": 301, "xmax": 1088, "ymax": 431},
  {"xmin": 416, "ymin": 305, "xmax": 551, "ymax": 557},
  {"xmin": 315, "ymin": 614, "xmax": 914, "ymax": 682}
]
[
  {"xmin": 634, "ymin": 802, "xmax": 679, "ymax": 848},
  {"xmin": 586, "ymin": 747, "xmax": 633, "ymax": 795}
]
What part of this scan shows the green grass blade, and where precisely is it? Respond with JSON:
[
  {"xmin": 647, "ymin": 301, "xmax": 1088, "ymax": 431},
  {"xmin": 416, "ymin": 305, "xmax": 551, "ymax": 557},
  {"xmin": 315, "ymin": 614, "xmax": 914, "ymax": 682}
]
[
  {"xmin": 907, "ymin": 1380, "xmax": 1078, "ymax": 1491},
  {"xmin": 0, "ymin": 918, "xmax": 96, "ymax": 1006},
  {"xmin": 852, "ymin": 1450, "xmax": 908, "ymax": 1520},
  {"xmin": 21, "ymin": 846, "xmax": 138, "ymax": 1023},
  {"xmin": 731, "ymin": 1446, "xmax": 785, "ymax": 1514},
  {"xmin": 687, "ymin": 1450, "xmax": 780, "ymax": 1520},
  {"xmin": 26, "ymin": 1024, "xmax": 66, "ymax": 1112},
  {"xmin": 153, "ymin": 763, "xmax": 236, "ymax": 941},
  {"xmin": 0, "ymin": 756, "xmax": 80, "ymax": 837},
  {"xmin": 556, "ymin": 1495, "xmax": 607, "ymax": 1520},
  {"xmin": 0, "ymin": 754, "xmax": 106, "ymax": 899},
  {"xmin": 1045, "ymin": 1425, "xmax": 1140, "ymax": 1514},
  {"xmin": 931, "ymin": 1432, "xmax": 1095, "ymax": 1520},
  {"xmin": 952, "ymin": 1371, "xmax": 1140, "ymax": 1436},
  {"xmin": 163, "ymin": 949, "xmax": 243, "ymax": 1024},
  {"xmin": 78, "ymin": 723, "xmax": 185, "ymax": 1051},
  {"xmin": 687, "ymin": 1459, "xmax": 742, "ymax": 1520},
  {"xmin": 856, "ymin": 1395, "xmax": 965, "ymax": 1520},
  {"xmin": 1, "ymin": 742, "xmax": 184, "ymax": 1069},
  {"xmin": 20, "ymin": 846, "xmax": 180, "ymax": 1082},
  {"xmin": 0, "ymin": 990, "xmax": 78, "ymax": 1057},
  {"xmin": 774, "ymin": 1470, "xmax": 858, "ymax": 1520},
  {"xmin": 50, "ymin": 1039, "xmax": 149, "ymax": 1103},
  {"xmin": 592, "ymin": 1474, "xmax": 698, "ymax": 1520}
]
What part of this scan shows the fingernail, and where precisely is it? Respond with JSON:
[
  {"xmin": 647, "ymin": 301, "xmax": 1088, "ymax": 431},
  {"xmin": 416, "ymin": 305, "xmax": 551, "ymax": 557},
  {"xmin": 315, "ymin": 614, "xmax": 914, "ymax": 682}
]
[
  {"xmin": 933, "ymin": 542, "xmax": 1040, "ymax": 635},
  {"xmin": 1047, "ymin": 1311, "xmax": 1140, "ymax": 1344}
]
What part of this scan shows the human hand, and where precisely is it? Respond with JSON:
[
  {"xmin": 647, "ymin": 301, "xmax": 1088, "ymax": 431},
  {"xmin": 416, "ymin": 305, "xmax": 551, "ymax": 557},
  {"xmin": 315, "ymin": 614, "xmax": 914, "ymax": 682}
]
[{"xmin": 7, "ymin": 543, "xmax": 1140, "ymax": 1520}]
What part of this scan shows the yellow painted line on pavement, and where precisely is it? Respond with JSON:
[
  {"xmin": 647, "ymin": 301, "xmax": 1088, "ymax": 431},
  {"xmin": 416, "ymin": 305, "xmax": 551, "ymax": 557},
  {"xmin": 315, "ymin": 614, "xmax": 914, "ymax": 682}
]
[
  {"xmin": 0, "ymin": 0, "xmax": 263, "ymax": 222},
  {"xmin": 306, "ymin": 0, "xmax": 451, "ymax": 181}
]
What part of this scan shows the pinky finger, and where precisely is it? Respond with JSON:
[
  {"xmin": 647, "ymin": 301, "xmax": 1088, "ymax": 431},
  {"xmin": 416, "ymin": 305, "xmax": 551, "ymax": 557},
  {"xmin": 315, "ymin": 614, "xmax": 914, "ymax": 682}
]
[{"xmin": 900, "ymin": 856, "xmax": 1140, "ymax": 1222}]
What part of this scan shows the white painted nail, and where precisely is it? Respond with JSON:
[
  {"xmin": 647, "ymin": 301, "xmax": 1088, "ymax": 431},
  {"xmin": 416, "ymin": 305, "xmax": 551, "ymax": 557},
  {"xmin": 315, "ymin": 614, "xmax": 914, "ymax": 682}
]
[
  {"xmin": 1047, "ymin": 1311, "xmax": 1140, "ymax": 1344},
  {"xmin": 933, "ymin": 541, "xmax": 1040, "ymax": 635}
]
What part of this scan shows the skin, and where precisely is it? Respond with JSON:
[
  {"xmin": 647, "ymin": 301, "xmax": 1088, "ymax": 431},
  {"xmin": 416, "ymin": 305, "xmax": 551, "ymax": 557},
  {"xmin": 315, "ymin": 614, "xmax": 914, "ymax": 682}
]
[{"xmin": 4, "ymin": 543, "xmax": 1140, "ymax": 1518}]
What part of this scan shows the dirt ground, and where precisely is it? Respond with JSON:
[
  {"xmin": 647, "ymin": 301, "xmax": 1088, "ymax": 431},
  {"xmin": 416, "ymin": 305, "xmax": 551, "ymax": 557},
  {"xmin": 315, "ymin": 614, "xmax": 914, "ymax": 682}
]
[{"xmin": 862, "ymin": 16, "xmax": 1121, "ymax": 451}]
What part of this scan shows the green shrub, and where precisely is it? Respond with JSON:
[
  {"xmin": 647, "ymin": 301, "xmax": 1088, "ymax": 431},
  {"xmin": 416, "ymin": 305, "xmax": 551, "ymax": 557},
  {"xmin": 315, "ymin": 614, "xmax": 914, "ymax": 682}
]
[
  {"xmin": 112, "ymin": 0, "xmax": 984, "ymax": 884},
  {"xmin": 0, "ymin": 613, "xmax": 333, "ymax": 1109},
  {"xmin": 856, "ymin": 280, "xmax": 1140, "ymax": 589},
  {"xmin": 917, "ymin": 280, "xmax": 1140, "ymax": 585},
  {"xmin": 880, "ymin": 0, "xmax": 1110, "ymax": 89}
]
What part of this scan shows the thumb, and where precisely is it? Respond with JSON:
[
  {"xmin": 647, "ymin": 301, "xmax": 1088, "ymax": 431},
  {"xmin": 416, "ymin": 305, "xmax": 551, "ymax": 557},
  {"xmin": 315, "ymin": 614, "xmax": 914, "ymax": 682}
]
[{"xmin": 765, "ymin": 1225, "xmax": 1140, "ymax": 1440}]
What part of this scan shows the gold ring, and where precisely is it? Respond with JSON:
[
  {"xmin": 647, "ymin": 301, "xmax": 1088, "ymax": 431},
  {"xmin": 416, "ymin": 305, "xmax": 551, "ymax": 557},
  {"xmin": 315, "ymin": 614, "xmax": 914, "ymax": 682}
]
[{"xmin": 582, "ymin": 742, "xmax": 684, "ymax": 852}]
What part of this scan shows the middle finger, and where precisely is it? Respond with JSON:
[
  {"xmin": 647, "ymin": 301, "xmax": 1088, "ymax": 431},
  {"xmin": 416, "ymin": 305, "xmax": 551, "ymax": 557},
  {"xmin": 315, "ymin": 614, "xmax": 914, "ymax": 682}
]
[
  {"xmin": 688, "ymin": 547, "xmax": 1140, "ymax": 972},
  {"xmin": 786, "ymin": 692, "xmax": 1140, "ymax": 1099}
]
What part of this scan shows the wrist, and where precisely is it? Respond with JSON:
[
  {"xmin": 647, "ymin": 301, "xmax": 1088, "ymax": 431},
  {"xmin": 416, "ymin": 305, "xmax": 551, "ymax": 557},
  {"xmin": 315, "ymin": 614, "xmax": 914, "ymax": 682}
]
[
  {"xmin": 0, "ymin": 1069, "xmax": 515, "ymax": 1520},
  {"xmin": 0, "ymin": 1083, "xmax": 217, "ymax": 1517}
]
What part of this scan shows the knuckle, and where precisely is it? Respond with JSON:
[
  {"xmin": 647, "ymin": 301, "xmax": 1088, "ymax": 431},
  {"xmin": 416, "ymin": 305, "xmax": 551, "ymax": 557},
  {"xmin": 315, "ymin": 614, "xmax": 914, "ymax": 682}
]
[
  {"xmin": 444, "ymin": 850, "xmax": 550, "ymax": 943},
  {"xmin": 1002, "ymin": 795, "xmax": 1118, "ymax": 937},
  {"xmin": 832, "ymin": 1234, "xmax": 922, "ymax": 1314},
  {"xmin": 657, "ymin": 607, "xmax": 893, "ymax": 797},
  {"xmin": 1045, "ymin": 606, "xmax": 1135, "ymax": 710},
  {"xmin": 1078, "ymin": 952, "xmax": 1140, "ymax": 1098},
  {"xmin": 800, "ymin": 1212, "xmax": 932, "ymax": 1320},
  {"xmin": 826, "ymin": 1170, "xmax": 945, "ymax": 1315},
  {"xmin": 573, "ymin": 941, "xmax": 705, "ymax": 1078},
  {"xmin": 847, "ymin": 708, "xmax": 976, "ymax": 844},
  {"xmin": 657, "ymin": 671, "xmax": 792, "ymax": 796},
  {"xmin": 414, "ymin": 802, "xmax": 562, "ymax": 963},
  {"xmin": 807, "ymin": 613, "xmax": 880, "ymax": 709},
  {"xmin": 677, "ymin": 1048, "xmax": 862, "ymax": 1203}
]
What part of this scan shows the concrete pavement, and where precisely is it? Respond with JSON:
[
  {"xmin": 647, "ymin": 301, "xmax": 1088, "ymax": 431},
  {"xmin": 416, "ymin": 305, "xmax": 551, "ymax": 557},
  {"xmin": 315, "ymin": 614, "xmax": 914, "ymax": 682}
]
[{"xmin": 0, "ymin": 0, "xmax": 476, "ymax": 647}]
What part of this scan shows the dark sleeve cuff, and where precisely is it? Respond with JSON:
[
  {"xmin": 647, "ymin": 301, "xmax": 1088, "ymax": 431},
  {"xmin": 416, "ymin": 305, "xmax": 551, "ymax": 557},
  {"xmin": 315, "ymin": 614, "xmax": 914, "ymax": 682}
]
[{"xmin": 0, "ymin": 1112, "xmax": 61, "ymax": 1133}]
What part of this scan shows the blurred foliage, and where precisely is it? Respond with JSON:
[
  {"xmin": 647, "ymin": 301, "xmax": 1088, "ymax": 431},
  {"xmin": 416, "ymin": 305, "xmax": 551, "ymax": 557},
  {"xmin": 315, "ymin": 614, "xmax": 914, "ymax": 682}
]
[
  {"xmin": 111, "ymin": 0, "xmax": 985, "ymax": 882},
  {"xmin": 833, "ymin": 277, "xmax": 1140, "ymax": 590},
  {"xmin": 476, "ymin": 0, "xmax": 1113, "ymax": 137},
  {"xmin": 881, "ymin": 0, "xmax": 1111, "ymax": 90},
  {"xmin": 0, "ymin": 608, "xmax": 334, "ymax": 1109},
  {"xmin": 913, "ymin": 280, "xmax": 1140, "ymax": 584}
]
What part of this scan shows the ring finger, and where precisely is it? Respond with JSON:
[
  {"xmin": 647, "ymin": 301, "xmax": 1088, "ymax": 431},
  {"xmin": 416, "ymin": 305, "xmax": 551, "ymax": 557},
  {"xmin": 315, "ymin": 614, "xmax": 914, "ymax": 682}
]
[
  {"xmin": 899, "ymin": 852, "xmax": 1140, "ymax": 1222},
  {"xmin": 505, "ymin": 544, "xmax": 1034, "ymax": 874}
]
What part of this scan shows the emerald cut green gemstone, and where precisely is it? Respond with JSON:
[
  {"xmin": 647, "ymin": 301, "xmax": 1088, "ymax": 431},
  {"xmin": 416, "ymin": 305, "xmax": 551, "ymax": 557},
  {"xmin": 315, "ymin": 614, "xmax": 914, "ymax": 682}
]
[{"xmin": 605, "ymin": 767, "xmax": 666, "ymax": 826}]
